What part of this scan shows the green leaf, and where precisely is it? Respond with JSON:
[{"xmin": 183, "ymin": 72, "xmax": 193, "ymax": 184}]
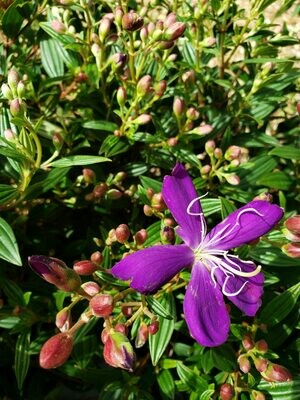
[
  {"xmin": 0, "ymin": 316, "xmax": 20, "ymax": 329},
  {"xmin": 73, "ymin": 335, "xmax": 98, "ymax": 369},
  {"xmin": 94, "ymin": 270, "xmax": 129, "ymax": 287},
  {"xmin": 0, "ymin": 279, "xmax": 25, "ymax": 306},
  {"xmin": 201, "ymin": 198, "xmax": 222, "ymax": 216},
  {"xmin": 250, "ymin": 244, "xmax": 300, "ymax": 267},
  {"xmin": 259, "ymin": 282, "xmax": 300, "ymax": 327},
  {"xmin": 269, "ymin": 146, "xmax": 300, "ymax": 160},
  {"xmin": 140, "ymin": 175, "xmax": 162, "ymax": 193},
  {"xmin": 157, "ymin": 369, "xmax": 175, "ymax": 400},
  {"xmin": 257, "ymin": 378, "xmax": 300, "ymax": 399},
  {"xmin": 2, "ymin": 1, "xmax": 24, "ymax": 38},
  {"xmin": 257, "ymin": 171, "xmax": 293, "ymax": 190},
  {"xmin": 40, "ymin": 38, "xmax": 64, "ymax": 78},
  {"xmin": 147, "ymin": 296, "xmax": 174, "ymax": 320},
  {"xmin": 209, "ymin": 344, "xmax": 236, "ymax": 372},
  {"xmin": 49, "ymin": 155, "xmax": 110, "ymax": 167},
  {"xmin": 82, "ymin": 120, "xmax": 118, "ymax": 132},
  {"xmin": 176, "ymin": 362, "xmax": 208, "ymax": 392},
  {"xmin": 149, "ymin": 293, "xmax": 176, "ymax": 366},
  {"xmin": 99, "ymin": 135, "xmax": 130, "ymax": 157},
  {"xmin": 15, "ymin": 331, "xmax": 31, "ymax": 390},
  {"xmin": 0, "ymin": 184, "xmax": 18, "ymax": 205},
  {"xmin": 220, "ymin": 197, "xmax": 236, "ymax": 219},
  {"xmin": 0, "ymin": 217, "xmax": 22, "ymax": 265},
  {"xmin": 143, "ymin": 221, "xmax": 161, "ymax": 247}
]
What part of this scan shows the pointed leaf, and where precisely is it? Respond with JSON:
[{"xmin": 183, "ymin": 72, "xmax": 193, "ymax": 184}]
[
  {"xmin": 49, "ymin": 155, "xmax": 110, "ymax": 167},
  {"xmin": 15, "ymin": 331, "xmax": 31, "ymax": 390},
  {"xmin": 0, "ymin": 218, "xmax": 22, "ymax": 265}
]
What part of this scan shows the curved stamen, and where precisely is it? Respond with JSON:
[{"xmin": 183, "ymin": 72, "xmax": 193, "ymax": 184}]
[
  {"xmin": 235, "ymin": 207, "xmax": 264, "ymax": 224},
  {"xmin": 187, "ymin": 195, "xmax": 208, "ymax": 243},
  {"xmin": 222, "ymin": 276, "xmax": 248, "ymax": 297},
  {"xmin": 203, "ymin": 253, "xmax": 261, "ymax": 278}
]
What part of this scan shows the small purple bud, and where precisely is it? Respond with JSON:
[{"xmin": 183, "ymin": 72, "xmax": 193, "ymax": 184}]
[
  {"xmin": 161, "ymin": 226, "xmax": 175, "ymax": 244},
  {"xmin": 28, "ymin": 255, "xmax": 81, "ymax": 292}
]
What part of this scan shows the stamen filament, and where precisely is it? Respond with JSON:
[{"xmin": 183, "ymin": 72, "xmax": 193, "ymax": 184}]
[{"xmin": 222, "ymin": 277, "xmax": 248, "ymax": 297}]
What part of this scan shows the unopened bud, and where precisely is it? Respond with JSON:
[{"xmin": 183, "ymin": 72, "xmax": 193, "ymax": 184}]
[
  {"xmin": 99, "ymin": 17, "xmax": 111, "ymax": 42},
  {"xmin": 115, "ymin": 6, "xmax": 123, "ymax": 26},
  {"xmin": 132, "ymin": 113, "xmax": 152, "ymax": 125},
  {"xmin": 186, "ymin": 107, "xmax": 199, "ymax": 121},
  {"xmin": 90, "ymin": 251, "xmax": 103, "ymax": 265},
  {"xmin": 115, "ymin": 323, "xmax": 128, "ymax": 335},
  {"xmin": 282, "ymin": 242, "xmax": 300, "ymax": 258},
  {"xmin": 134, "ymin": 229, "xmax": 148, "ymax": 246},
  {"xmin": 81, "ymin": 281, "xmax": 101, "ymax": 296},
  {"xmin": 10, "ymin": 98, "xmax": 26, "ymax": 117},
  {"xmin": 106, "ymin": 188, "xmax": 123, "ymax": 199},
  {"xmin": 151, "ymin": 192, "xmax": 166, "ymax": 211},
  {"xmin": 164, "ymin": 22, "xmax": 186, "ymax": 40},
  {"xmin": 82, "ymin": 168, "xmax": 96, "ymax": 184},
  {"xmin": 225, "ymin": 145, "xmax": 241, "ymax": 161},
  {"xmin": 201, "ymin": 165, "xmax": 211, "ymax": 175},
  {"xmin": 137, "ymin": 75, "xmax": 152, "ymax": 96},
  {"xmin": 73, "ymin": 260, "xmax": 98, "ymax": 275},
  {"xmin": 115, "ymin": 224, "xmax": 130, "ymax": 243},
  {"xmin": 148, "ymin": 320, "xmax": 159, "ymax": 335},
  {"xmin": 90, "ymin": 294, "xmax": 114, "ymax": 317},
  {"xmin": 173, "ymin": 97, "xmax": 184, "ymax": 117},
  {"xmin": 238, "ymin": 355, "xmax": 251, "ymax": 373},
  {"xmin": 156, "ymin": 40, "xmax": 174, "ymax": 50},
  {"xmin": 220, "ymin": 383, "xmax": 234, "ymax": 400},
  {"xmin": 253, "ymin": 192, "xmax": 273, "ymax": 202},
  {"xmin": 167, "ymin": 137, "xmax": 178, "ymax": 147},
  {"xmin": 91, "ymin": 43, "xmax": 100, "ymax": 57},
  {"xmin": 261, "ymin": 362, "xmax": 292, "ymax": 382},
  {"xmin": 93, "ymin": 183, "xmax": 108, "ymax": 198},
  {"xmin": 51, "ymin": 20, "xmax": 66, "ymax": 33},
  {"xmin": 161, "ymin": 226, "xmax": 175, "ymax": 244},
  {"xmin": 252, "ymin": 391, "xmax": 266, "ymax": 400},
  {"xmin": 117, "ymin": 86, "xmax": 127, "ymax": 107},
  {"xmin": 224, "ymin": 174, "xmax": 240, "ymax": 185},
  {"xmin": 192, "ymin": 124, "xmax": 213, "ymax": 135},
  {"xmin": 285, "ymin": 215, "xmax": 300, "ymax": 236},
  {"xmin": 39, "ymin": 332, "xmax": 73, "ymax": 369},
  {"xmin": 214, "ymin": 147, "xmax": 223, "ymax": 159},
  {"xmin": 135, "ymin": 322, "xmax": 149, "ymax": 348},
  {"xmin": 4, "ymin": 129, "xmax": 16, "ymax": 141},
  {"xmin": 122, "ymin": 11, "xmax": 143, "ymax": 31},
  {"xmin": 242, "ymin": 334, "xmax": 254, "ymax": 350},
  {"xmin": 122, "ymin": 306, "xmax": 133, "ymax": 317},
  {"xmin": 205, "ymin": 140, "xmax": 215, "ymax": 155},
  {"xmin": 255, "ymin": 339, "xmax": 268, "ymax": 353},
  {"xmin": 55, "ymin": 308, "xmax": 72, "ymax": 332},
  {"xmin": 103, "ymin": 330, "xmax": 135, "ymax": 371},
  {"xmin": 110, "ymin": 53, "xmax": 127, "ymax": 70},
  {"xmin": 154, "ymin": 80, "xmax": 167, "ymax": 97},
  {"xmin": 164, "ymin": 13, "xmax": 177, "ymax": 28},
  {"xmin": 52, "ymin": 132, "xmax": 63, "ymax": 150},
  {"xmin": 182, "ymin": 70, "xmax": 195, "ymax": 85},
  {"xmin": 254, "ymin": 357, "xmax": 268, "ymax": 372},
  {"xmin": 28, "ymin": 255, "xmax": 81, "ymax": 292},
  {"xmin": 297, "ymin": 102, "xmax": 300, "ymax": 115},
  {"xmin": 1, "ymin": 83, "xmax": 13, "ymax": 100},
  {"xmin": 7, "ymin": 70, "xmax": 19, "ymax": 90}
]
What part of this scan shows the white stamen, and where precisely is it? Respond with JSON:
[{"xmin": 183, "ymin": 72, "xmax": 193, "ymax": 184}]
[
  {"xmin": 187, "ymin": 195, "xmax": 208, "ymax": 242},
  {"xmin": 222, "ymin": 276, "xmax": 248, "ymax": 297}
]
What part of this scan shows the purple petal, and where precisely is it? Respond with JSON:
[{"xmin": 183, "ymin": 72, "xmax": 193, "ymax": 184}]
[
  {"xmin": 162, "ymin": 163, "xmax": 204, "ymax": 249},
  {"xmin": 215, "ymin": 257, "xmax": 264, "ymax": 316},
  {"xmin": 204, "ymin": 200, "xmax": 283, "ymax": 251},
  {"xmin": 111, "ymin": 244, "xmax": 194, "ymax": 294},
  {"xmin": 183, "ymin": 262, "xmax": 230, "ymax": 347}
]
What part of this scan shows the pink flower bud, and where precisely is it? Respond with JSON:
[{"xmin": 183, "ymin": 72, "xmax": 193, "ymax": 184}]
[
  {"xmin": 282, "ymin": 228, "xmax": 300, "ymax": 242},
  {"xmin": 164, "ymin": 13, "xmax": 177, "ymax": 28},
  {"xmin": 140, "ymin": 26, "xmax": 148, "ymax": 41},
  {"xmin": 173, "ymin": 97, "xmax": 184, "ymax": 117},
  {"xmin": 115, "ymin": 323, "xmax": 128, "ymax": 335},
  {"xmin": 261, "ymin": 362, "xmax": 292, "ymax": 382},
  {"xmin": 282, "ymin": 242, "xmax": 300, "ymax": 258},
  {"xmin": 220, "ymin": 383, "xmax": 234, "ymax": 400},
  {"xmin": 253, "ymin": 192, "xmax": 273, "ymax": 202},
  {"xmin": 55, "ymin": 307, "xmax": 72, "ymax": 332},
  {"xmin": 285, "ymin": 216, "xmax": 300, "ymax": 236},
  {"xmin": 81, "ymin": 281, "xmax": 101, "ymax": 296},
  {"xmin": 90, "ymin": 251, "xmax": 103, "ymax": 265},
  {"xmin": 238, "ymin": 355, "xmax": 251, "ymax": 373},
  {"xmin": 205, "ymin": 140, "xmax": 215, "ymax": 155},
  {"xmin": 135, "ymin": 322, "xmax": 149, "ymax": 348},
  {"xmin": 117, "ymin": 86, "xmax": 127, "ymax": 107},
  {"xmin": 151, "ymin": 193, "xmax": 166, "ymax": 211},
  {"xmin": 51, "ymin": 20, "xmax": 66, "ymax": 33},
  {"xmin": 242, "ymin": 334, "xmax": 254, "ymax": 350},
  {"xmin": 167, "ymin": 137, "xmax": 178, "ymax": 147},
  {"xmin": 254, "ymin": 357, "xmax": 268, "ymax": 372},
  {"xmin": 122, "ymin": 11, "xmax": 143, "ymax": 31},
  {"xmin": 73, "ymin": 260, "xmax": 98, "ymax": 275},
  {"xmin": 134, "ymin": 229, "xmax": 148, "ymax": 246},
  {"xmin": 114, "ymin": 6, "xmax": 123, "ymax": 26},
  {"xmin": 93, "ymin": 182, "xmax": 108, "ymax": 198},
  {"xmin": 52, "ymin": 132, "xmax": 63, "ymax": 150},
  {"xmin": 154, "ymin": 80, "xmax": 167, "ymax": 97},
  {"xmin": 115, "ymin": 224, "xmax": 130, "ymax": 243},
  {"xmin": 148, "ymin": 320, "xmax": 159, "ymax": 335},
  {"xmin": 82, "ymin": 168, "xmax": 96, "ymax": 184},
  {"xmin": 10, "ymin": 98, "xmax": 26, "ymax": 117},
  {"xmin": 99, "ymin": 17, "xmax": 111, "ymax": 42},
  {"xmin": 186, "ymin": 107, "xmax": 199, "ymax": 121},
  {"xmin": 255, "ymin": 339, "xmax": 268, "ymax": 353},
  {"xmin": 252, "ymin": 391, "xmax": 266, "ymax": 400},
  {"xmin": 132, "ymin": 114, "xmax": 152, "ymax": 125},
  {"xmin": 182, "ymin": 70, "xmax": 195, "ymax": 85},
  {"xmin": 201, "ymin": 165, "xmax": 211, "ymax": 175},
  {"xmin": 164, "ymin": 22, "xmax": 186, "ymax": 40},
  {"xmin": 4, "ymin": 128, "xmax": 16, "ymax": 140},
  {"xmin": 224, "ymin": 145, "xmax": 241, "ymax": 161},
  {"xmin": 28, "ymin": 255, "xmax": 81, "ymax": 292},
  {"xmin": 214, "ymin": 147, "xmax": 223, "ymax": 159},
  {"xmin": 39, "ymin": 332, "xmax": 73, "ymax": 369},
  {"xmin": 137, "ymin": 75, "xmax": 152, "ymax": 96},
  {"xmin": 192, "ymin": 124, "xmax": 213, "ymax": 135},
  {"xmin": 90, "ymin": 294, "xmax": 114, "ymax": 317},
  {"xmin": 156, "ymin": 40, "xmax": 174, "ymax": 50},
  {"xmin": 103, "ymin": 330, "xmax": 135, "ymax": 371},
  {"xmin": 224, "ymin": 174, "xmax": 240, "ymax": 186}
]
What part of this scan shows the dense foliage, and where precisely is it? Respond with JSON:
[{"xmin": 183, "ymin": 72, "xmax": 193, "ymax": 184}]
[{"xmin": 0, "ymin": 0, "xmax": 299, "ymax": 399}]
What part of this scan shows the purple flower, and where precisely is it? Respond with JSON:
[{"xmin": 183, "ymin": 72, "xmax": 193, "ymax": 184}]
[{"xmin": 111, "ymin": 164, "xmax": 283, "ymax": 347}]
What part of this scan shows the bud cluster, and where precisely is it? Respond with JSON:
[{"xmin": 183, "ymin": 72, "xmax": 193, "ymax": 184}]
[{"xmin": 1, "ymin": 70, "xmax": 27, "ymax": 117}]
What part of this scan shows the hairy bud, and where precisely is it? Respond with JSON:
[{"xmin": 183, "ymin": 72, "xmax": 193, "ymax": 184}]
[
  {"xmin": 73, "ymin": 260, "xmax": 98, "ymax": 275},
  {"xmin": 135, "ymin": 322, "xmax": 149, "ymax": 348},
  {"xmin": 90, "ymin": 294, "xmax": 114, "ymax": 317},
  {"xmin": 103, "ymin": 330, "xmax": 135, "ymax": 371},
  {"xmin": 81, "ymin": 281, "xmax": 101, "ymax": 296},
  {"xmin": 134, "ymin": 229, "xmax": 148, "ymax": 246},
  {"xmin": 115, "ymin": 224, "xmax": 131, "ymax": 243},
  {"xmin": 122, "ymin": 11, "xmax": 143, "ymax": 31},
  {"xmin": 55, "ymin": 307, "xmax": 72, "ymax": 332},
  {"xmin": 261, "ymin": 362, "xmax": 292, "ymax": 382},
  {"xmin": 282, "ymin": 243, "xmax": 300, "ymax": 258},
  {"xmin": 220, "ymin": 383, "xmax": 234, "ymax": 400}
]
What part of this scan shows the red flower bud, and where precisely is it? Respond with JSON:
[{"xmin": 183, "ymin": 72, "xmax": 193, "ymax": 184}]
[
  {"xmin": 28, "ymin": 256, "xmax": 81, "ymax": 292},
  {"xmin": 89, "ymin": 294, "xmax": 114, "ymax": 317},
  {"xmin": 163, "ymin": 22, "xmax": 186, "ymax": 40},
  {"xmin": 73, "ymin": 260, "xmax": 98, "ymax": 275},
  {"xmin": 173, "ymin": 97, "xmax": 184, "ymax": 117},
  {"xmin": 255, "ymin": 339, "xmax": 268, "ymax": 353},
  {"xmin": 220, "ymin": 383, "xmax": 234, "ymax": 400},
  {"xmin": 81, "ymin": 281, "xmax": 101, "ymax": 296},
  {"xmin": 148, "ymin": 320, "xmax": 159, "ymax": 335},
  {"xmin": 39, "ymin": 333, "xmax": 73, "ymax": 369},
  {"xmin": 282, "ymin": 242, "xmax": 300, "ymax": 258},
  {"xmin": 90, "ymin": 251, "xmax": 103, "ymax": 265},
  {"xmin": 151, "ymin": 193, "xmax": 166, "ymax": 211},
  {"xmin": 254, "ymin": 357, "xmax": 268, "ymax": 372},
  {"xmin": 137, "ymin": 75, "xmax": 152, "ymax": 96},
  {"xmin": 242, "ymin": 334, "xmax": 254, "ymax": 350},
  {"xmin": 205, "ymin": 140, "xmax": 216, "ymax": 155},
  {"xmin": 82, "ymin": 168, "xmax": 96, "ymax": 184},
  {"xmin": 115, "ymin": 224, "xmax": 130, "ymax": 243},
  {"xmin": 122, "ymin": 11, "xmax": 143, "ymax": 31},
  {"xmin": 285, "ymin": 215, "xmax": 300, "ymax": 236},
  {"xmin": 55, "ymin": 307, "xmax": 72, "ymax": 332},
  {"xmin": 238, "ymin": 355, "xmax": 251, "ymax": 373},
  {"xmin": 135, "ymin": 322, "xmax": 149, "ymax": 348},
  {"xmin": 261, "ymin": 362, "xmax": 292, "ymax": 382},
  {"xmin": 134, "ymin": 229, "xmax": 148, "ymax": 246}
]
